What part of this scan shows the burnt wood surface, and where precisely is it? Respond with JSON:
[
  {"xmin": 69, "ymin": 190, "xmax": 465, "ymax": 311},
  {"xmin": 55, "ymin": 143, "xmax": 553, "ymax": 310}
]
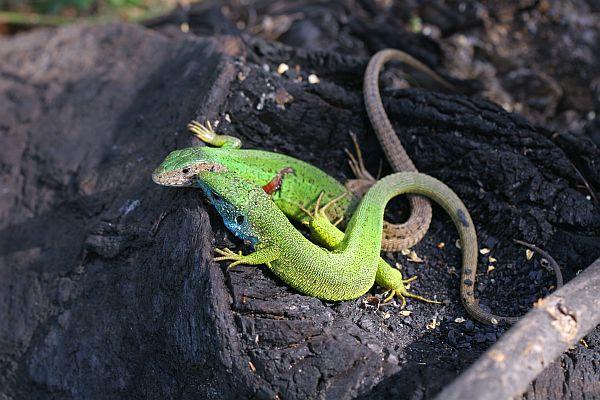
[
  {"xmin": 437, "ymin": 257, "xmax": 600, "ymax": 400},
  {"xmin": 1, "ymin": 1, "xmax": 599, "ymax": 399}
]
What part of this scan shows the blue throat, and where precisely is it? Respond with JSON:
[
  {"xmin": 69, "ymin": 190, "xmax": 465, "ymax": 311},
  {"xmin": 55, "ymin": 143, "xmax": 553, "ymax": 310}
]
[{"xmin": 195, "ymin": 180, "xmax": 259, "ymax": 247}]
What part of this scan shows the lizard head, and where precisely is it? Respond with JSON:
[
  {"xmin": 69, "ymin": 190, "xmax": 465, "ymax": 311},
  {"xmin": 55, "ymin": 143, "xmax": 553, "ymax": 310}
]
[
  {"xmin": 154, "ymin": 149, "xmax": 289, "ymax": 246},
  {"xmin": 152, "ymin": 147, "xmax": 226, "ymax": 187}
]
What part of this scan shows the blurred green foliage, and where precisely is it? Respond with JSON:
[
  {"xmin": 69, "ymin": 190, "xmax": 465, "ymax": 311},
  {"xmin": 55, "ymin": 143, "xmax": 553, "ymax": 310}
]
[
  {"xmin": 0, "ymin": 0, "xmax": 160, "ymax": 15},
  {"xmin": 0, "ymin": 0, "xmax": 182, "ymax": 27}
]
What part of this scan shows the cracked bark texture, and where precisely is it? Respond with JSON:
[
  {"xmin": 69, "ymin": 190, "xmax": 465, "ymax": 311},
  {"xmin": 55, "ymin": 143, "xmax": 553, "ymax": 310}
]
[{"xmin": 1, "ymin": 3, "xmax": 599, "ymax": 399}]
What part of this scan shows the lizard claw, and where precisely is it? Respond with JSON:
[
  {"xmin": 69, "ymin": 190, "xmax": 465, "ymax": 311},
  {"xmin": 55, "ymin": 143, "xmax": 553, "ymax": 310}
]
[
  {"xmin": 382, "ymin": 290, "xmax": 407, "ymax": 309},
  {"xmin": 188, "ymin": 120, "xmax": 217, "ymax": 142},
  {"xmin": 313, "ymin": 191, "xmax": 325, "ymax": 216},
  {"xmin": 298, "ymin": 190, "xmax": 347, "ymax": 220},
  {"xmin": 214, "ymin": 247, "xmax": 246, "ymax": 269},
  {"xmin": 319, "ymin": 192, "xmax": 348, "ymax": 216},
  {"xmin": 383, "ymin": 290, "xmax": 396, "ymax": 304},
  {"xmin": 187, "ymin": 119, "xmax": 242, "ymax": 148},
  {"xmin": 381, "ymin": 270, "xmax": 441, "ymax": 309},
  {"xmin": 398, "ymin": 271, "xmax": 440, "ymax": 306},
  {"xmin": 400, "ymin": 290, "xmax": 441, "ymax": 306},
  {"xmin": 344, "ymin": 131, "xmax": 378, "ymax": 199},
  {"xmin": 345, "ymin": 131, "xmax": 376, "ymax": 182}
]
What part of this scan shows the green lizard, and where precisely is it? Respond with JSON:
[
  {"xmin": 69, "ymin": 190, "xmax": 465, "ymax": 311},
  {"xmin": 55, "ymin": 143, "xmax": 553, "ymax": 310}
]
[
  {"xmin": 153, "ymin": 145, "xmax": 518, "ymax": 324},
  {"xmin": 151, "ymin": 48, "xmax": 528, "ymax": 323},
  {"xmin": 152, "ymin": 124, "xmax": 433, "ymax": 306}
]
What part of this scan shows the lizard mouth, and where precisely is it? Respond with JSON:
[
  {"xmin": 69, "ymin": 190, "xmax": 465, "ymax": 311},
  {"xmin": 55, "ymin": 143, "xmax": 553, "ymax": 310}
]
[{"xmin": 152, "ymin": 162, "xmax": 226, "ymax": 187}]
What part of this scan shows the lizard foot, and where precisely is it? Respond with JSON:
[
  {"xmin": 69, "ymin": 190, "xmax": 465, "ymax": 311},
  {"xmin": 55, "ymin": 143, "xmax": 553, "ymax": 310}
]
[
  {"xmin": 298, "ymin": 190, "xmax": 347, "ymax": 222},
  {"xmin": 188, "ymin": 120, "xmax": 217, "ymax": 142},
  {"xmin": 188, "ymin": 120, "xmax": 242, "ymax": 149},
  {"xmin": 316, "ymin": 191, "xmax": 348, "ymax": 219},
  {"xmin": 214, "ymin": 246, "xmax": 280, "ymax": 270},
  {"xmin": 314, "ymin": 191, "xmax": 348, "ymax": 218},
  {"xmin": 382, "ymin": 272, "xmax": 441, "ymax": 309},
  {"xmin": 344, "ymin": 131, "xmax": 377, "ymax": 199},
  {"xmin": 214, "ymin": 247, "xmax": 247, "ymax": 269}
]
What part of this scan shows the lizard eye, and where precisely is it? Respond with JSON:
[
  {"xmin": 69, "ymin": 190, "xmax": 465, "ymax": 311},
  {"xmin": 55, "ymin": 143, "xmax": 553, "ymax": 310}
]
[
  {"xmin": 235, "ymin": 215, "xmax": 245, "ymax": 224},
  {"xmin": 182, "ymin": 168, "xmax": 190, "ymax": 174}
]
